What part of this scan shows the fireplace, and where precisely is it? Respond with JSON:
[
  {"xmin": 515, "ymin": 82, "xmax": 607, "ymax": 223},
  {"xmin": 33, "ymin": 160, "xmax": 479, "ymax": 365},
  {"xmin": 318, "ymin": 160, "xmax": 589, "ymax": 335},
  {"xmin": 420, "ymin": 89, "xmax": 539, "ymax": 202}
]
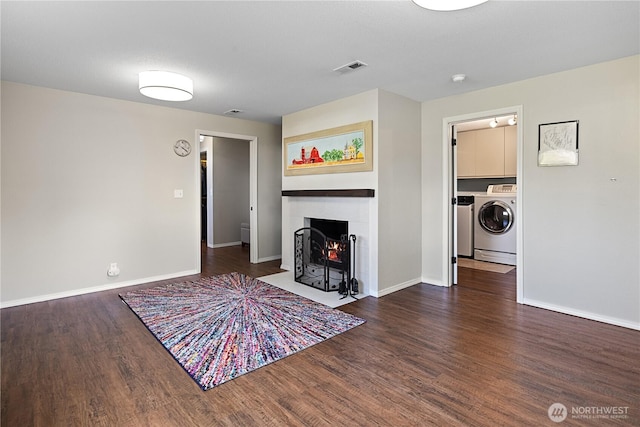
[
  {"xmin": 283, "ymin": 191, "xmax": 373, "ymax": 296},
  {"xmin": 294, "ymin": 218, "xmax": 350, "ymax": 292}
]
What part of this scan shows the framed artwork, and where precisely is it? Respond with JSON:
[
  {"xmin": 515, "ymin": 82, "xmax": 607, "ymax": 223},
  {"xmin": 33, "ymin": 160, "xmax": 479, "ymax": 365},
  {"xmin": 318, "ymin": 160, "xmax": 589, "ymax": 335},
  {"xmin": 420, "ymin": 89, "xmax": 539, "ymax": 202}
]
[
  {"xmin": 538, "ymin": 120, "xmax": 579, "ymax": 166},
  {"xmin": 284, "ymin": 120, "xmax": 373, "ymax": 176}
]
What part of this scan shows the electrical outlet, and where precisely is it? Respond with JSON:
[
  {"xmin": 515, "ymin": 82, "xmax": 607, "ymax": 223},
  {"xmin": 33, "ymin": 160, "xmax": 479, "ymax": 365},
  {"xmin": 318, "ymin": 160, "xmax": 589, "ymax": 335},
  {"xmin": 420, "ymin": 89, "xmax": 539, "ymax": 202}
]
[{"xmin": 107, "ymin": 262, "xmax": 120, "ymax": 277}]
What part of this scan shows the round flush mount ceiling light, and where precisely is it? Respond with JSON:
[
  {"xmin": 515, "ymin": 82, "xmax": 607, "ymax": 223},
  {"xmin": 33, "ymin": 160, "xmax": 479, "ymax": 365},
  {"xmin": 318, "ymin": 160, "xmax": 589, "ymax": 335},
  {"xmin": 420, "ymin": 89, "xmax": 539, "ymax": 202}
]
[
  {"xmin": 451, "ymin": 74, "xmax": 466, "ymax": 83},
  {"xmin": 139, "ymin": 71, "xmax": 193, "ymax": 101},
  {"xmin": 412, "ymin": 0, "xmax": 488, "ymax": 11}
]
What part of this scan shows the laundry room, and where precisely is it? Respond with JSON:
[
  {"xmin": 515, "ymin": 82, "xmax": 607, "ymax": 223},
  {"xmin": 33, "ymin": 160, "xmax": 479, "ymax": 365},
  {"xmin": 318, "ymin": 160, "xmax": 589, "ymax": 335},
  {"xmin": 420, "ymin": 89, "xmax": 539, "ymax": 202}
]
[{"xmin": 455, "ymin": 115, "xmax": 518, "ymax": 292}]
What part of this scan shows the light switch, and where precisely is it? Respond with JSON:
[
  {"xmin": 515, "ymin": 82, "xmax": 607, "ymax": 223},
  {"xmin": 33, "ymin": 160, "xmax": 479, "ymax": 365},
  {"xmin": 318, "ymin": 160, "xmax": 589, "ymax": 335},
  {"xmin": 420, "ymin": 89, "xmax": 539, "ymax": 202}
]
[{"xmin": 174, "ymin": 189, "xmax": 183, "ymax": 198}]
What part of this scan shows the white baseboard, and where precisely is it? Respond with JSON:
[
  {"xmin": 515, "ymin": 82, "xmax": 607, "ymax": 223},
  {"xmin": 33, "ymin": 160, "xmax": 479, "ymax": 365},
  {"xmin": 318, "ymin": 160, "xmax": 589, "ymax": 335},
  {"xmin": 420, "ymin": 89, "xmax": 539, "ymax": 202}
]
[
  {"xmin": 421, "ymin": 276, "xmax": 446, "ymax": 287},
  {"xmin": 371, "ymin": 277, "xmax": 422, "ymax": 298},
  {"xmin": 280, "ymin": 264, "xmax": 291, "ymax": 271},
  {"xmin": 212, "ymin": 241, "xmax": 241, "ymax": 248},
  {"xmin": 257, "ymin": 254, "xmax": 281, "ymax": 263},
  {"xmin": 0, "ymin": 270, "xmax": 199, "ymax": 309},
  {"xmin": 523, "ymin": 298, "xmax": 640, "ymax": 331}
]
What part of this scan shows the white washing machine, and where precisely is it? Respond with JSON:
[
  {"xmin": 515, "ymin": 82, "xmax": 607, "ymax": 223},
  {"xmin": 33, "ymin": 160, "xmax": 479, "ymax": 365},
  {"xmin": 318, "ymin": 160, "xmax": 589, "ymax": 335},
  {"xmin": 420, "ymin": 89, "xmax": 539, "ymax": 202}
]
[{"xmin": 474, "ymin": 184, "xmax": 517, "ymax": 265}]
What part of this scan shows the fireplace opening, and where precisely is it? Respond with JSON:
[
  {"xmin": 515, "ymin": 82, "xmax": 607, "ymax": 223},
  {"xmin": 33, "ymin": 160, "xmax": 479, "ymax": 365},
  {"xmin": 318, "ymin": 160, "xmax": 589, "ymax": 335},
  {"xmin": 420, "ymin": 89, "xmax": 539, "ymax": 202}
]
[
  {"xmin": 309, "ymin": 218, "xmax": 347, "ymax": 268},
  {"xmin": 310, "ymin": 218, "xmax": 348, "ymax": 241},
  {"xmin": 294, "ymin": 218, "xmax": 350, "ymax": 292}
]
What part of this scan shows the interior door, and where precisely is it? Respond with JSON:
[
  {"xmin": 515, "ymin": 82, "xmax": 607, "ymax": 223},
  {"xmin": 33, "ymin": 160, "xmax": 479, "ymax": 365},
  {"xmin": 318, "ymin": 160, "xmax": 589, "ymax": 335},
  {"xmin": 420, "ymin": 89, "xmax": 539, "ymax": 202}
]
[{"xmin": 450, "ymin": 124, "xmax": 459, "ymax": 285}]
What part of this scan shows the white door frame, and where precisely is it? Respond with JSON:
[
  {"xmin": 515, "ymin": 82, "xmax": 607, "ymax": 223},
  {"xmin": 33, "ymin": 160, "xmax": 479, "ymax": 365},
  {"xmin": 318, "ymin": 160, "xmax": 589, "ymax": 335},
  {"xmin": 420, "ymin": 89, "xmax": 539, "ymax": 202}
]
[
  {"xmin": 195, "ymin": 129, "xmax": 259, "ymax": 266},
  {"xmin": 441, "ymin": 105, "xmax": 524, "ymax": 303},
  {"xmin": 199, "ymin": 138, "xmax": 214, "ymax": 248},
  {"xmin": 450, "ymin": 124, "xmax": 459, "ymax": 285}
]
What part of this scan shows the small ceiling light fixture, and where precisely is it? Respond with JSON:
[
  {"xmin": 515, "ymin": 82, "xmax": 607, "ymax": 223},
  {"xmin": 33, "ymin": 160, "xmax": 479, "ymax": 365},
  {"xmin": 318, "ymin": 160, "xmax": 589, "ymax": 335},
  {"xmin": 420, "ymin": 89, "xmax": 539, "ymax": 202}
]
[
  {"xmin": 489, "ymin": 118, "xmax": 499, "ymax": 128},
  {"xmin": 451, "ymin": 73, "xmax": 466, "ymax": 83},
  {"xmin": 412, "ymin": 0, "xmax": 488, "ymax": 11},
  {"xmin": 139, "ymin": 70, "xmax": 193, "ymax": 101},
  {"xmin": 508, "ymin": 115, "xmax": 517, "ymax": 126}
]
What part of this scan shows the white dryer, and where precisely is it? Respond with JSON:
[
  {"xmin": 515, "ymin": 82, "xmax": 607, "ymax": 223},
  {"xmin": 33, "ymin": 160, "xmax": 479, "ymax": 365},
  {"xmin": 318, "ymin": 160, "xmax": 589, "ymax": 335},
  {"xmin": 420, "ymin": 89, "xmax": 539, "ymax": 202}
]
[{"xmin": 474, "ymin": 184, "xmax": 517, "ymax": 265}]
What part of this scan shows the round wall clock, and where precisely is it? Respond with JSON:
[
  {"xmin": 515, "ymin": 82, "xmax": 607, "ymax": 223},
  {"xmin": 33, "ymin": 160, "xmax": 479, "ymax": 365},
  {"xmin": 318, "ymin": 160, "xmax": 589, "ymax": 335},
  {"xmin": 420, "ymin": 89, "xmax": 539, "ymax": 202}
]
[{"xmin": 173, "ymin": 139, "xmax": 192, "ymax": 157}]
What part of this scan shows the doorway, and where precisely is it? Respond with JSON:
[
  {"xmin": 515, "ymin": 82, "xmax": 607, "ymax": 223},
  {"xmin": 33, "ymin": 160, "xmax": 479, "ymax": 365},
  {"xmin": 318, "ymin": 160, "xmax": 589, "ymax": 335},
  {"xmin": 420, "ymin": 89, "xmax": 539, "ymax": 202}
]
[
  {"xmin": 443, "ymin": 106, "xmax": 523, "ymax": 303},
  {"xmin": 195, "ymin": 129, "xmax": 259, "ymax": 267}
]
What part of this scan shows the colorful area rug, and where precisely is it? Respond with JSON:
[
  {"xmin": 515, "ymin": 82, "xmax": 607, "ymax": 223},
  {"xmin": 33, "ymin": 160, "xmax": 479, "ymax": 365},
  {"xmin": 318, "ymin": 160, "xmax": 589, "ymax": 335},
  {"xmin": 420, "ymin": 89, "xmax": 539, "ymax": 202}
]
[{"xmin": 119, "ymin": 272, "xmax": 365, "ymax": 390}]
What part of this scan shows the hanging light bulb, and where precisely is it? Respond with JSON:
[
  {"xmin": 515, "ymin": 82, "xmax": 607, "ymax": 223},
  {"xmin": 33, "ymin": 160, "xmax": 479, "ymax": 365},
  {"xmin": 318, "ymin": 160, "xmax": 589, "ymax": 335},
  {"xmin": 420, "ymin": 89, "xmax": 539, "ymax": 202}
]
[
  {"xmin": 489, "ymin": 118, "xmax": 498, "ymax": 128},
  {"xmin": 508, "ymin": 115, "xmax": 517, "ymax": 126}
]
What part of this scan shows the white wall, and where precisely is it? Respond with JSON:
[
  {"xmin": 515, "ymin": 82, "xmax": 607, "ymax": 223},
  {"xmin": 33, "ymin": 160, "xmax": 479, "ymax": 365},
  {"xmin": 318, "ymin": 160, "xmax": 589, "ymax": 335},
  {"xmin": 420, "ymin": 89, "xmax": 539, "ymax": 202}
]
[
  {"xmin": 421, "ymin": 56, "xmax": 639, "ymax": 329},
  {"xmin": 1, "ymin": 82, "xmax": 281, "ymax": 306},
  {"xmin": 212, "ymin": 137, "xmax": 250, "ymax": 245}
]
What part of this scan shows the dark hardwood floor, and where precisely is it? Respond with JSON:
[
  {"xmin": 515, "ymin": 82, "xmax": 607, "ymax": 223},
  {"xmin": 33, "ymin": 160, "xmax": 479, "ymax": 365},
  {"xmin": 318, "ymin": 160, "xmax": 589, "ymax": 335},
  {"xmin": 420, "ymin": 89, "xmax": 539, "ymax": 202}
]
[
  {"xmin": 2, "ymin": 247, "xmax": 638, "ymax": 426},
  {"xmin": 198, "ymin": 243, "xmax": 283, "ymax": 278},
  {"xmin": 457, "ymin": 263, "xmax": 517, "ymax": 301}
]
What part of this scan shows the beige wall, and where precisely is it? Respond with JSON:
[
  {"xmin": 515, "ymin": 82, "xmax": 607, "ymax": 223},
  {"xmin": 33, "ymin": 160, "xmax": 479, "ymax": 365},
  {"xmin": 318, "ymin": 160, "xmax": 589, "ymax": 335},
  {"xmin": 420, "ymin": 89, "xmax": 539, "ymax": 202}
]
[
  {"xmin": 421, "ymin": 56, "xmax": 639, "ymax": 329},
  {"xmin": 4, "ymin": 56, "xmax": 637, "ymax": 328},
  {"xmin": 377, "ymin": 90, "xmax": 422, "ymax": 295},
  {"xmin": 1, "ymin": 82, "xmax": 281, "ymax": 306}
]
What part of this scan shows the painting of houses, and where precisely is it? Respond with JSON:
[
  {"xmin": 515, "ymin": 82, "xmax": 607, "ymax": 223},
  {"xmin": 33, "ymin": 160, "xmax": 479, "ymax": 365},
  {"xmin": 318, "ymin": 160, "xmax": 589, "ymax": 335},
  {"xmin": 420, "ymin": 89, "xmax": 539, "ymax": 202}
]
[{"xmin": 284, "ymin": 120, "xmax": 372, "ymax": 175}]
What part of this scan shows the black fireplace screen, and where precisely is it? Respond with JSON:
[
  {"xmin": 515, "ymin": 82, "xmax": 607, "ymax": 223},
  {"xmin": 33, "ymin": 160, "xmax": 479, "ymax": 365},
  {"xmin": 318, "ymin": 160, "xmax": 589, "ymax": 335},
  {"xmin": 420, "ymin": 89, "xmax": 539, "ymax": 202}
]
[{"xmin": 294, "ymin": 227, "xmax": 350, "ymax": 292}]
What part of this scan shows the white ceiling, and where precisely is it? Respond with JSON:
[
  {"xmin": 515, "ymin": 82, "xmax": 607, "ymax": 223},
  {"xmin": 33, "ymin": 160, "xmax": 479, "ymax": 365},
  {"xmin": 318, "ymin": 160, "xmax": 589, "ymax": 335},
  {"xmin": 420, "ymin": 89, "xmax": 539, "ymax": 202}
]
[{"xmin": 2, "ymin": 1, "xmax": 638, "ymax": 125}]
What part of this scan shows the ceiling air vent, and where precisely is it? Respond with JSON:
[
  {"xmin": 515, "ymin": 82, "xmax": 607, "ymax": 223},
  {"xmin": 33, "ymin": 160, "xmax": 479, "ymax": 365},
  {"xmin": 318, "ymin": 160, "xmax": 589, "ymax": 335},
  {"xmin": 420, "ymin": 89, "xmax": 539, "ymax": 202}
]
[
  {"xmin": 223, "ymin": 109, "xmax": 243, "ymax": 115},
  {"xmin": 333, "ymin": 60, "xmax": 368, "ymax": 74}
]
